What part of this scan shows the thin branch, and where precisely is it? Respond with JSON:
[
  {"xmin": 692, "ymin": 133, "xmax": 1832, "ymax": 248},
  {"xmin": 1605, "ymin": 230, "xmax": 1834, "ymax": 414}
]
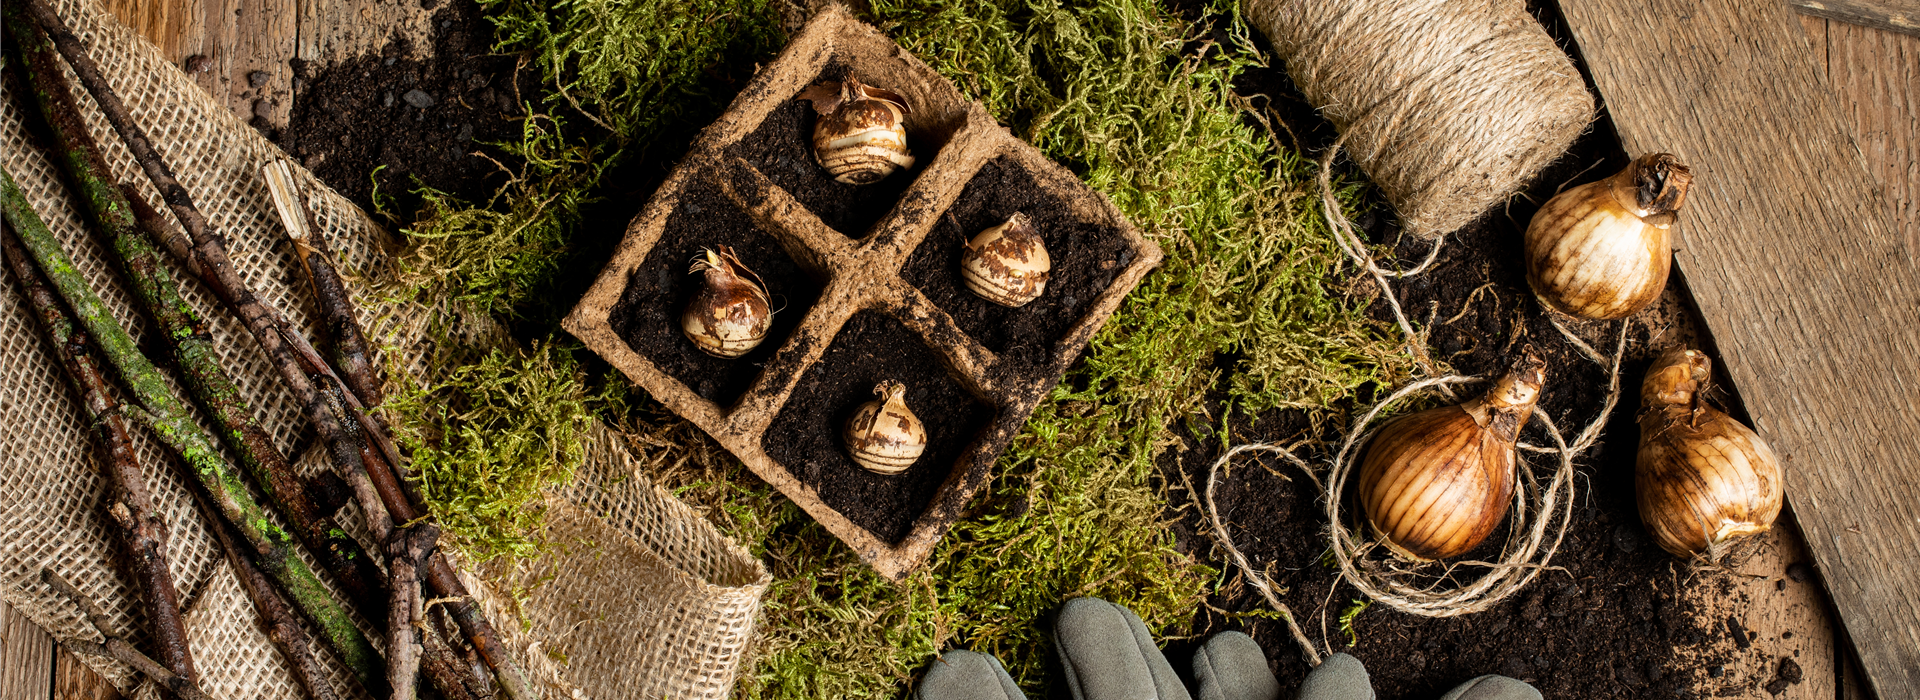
[
  {"xmin": 2, "ymin": 225, "xmax": 197, "ymax": 684},
  {"xmin": 41, "ymin": 570, "xmax": 219, "ymax": 700},
  {"xmin": 386, "ymin": 523, "xmax": 440, "ymax": 700},
  {"xmin": 197, "ymin": 493, "xmax": 344, "ymax": 700},
  {"xmin": 264, "ymin": 160, "xmax": 386, "ymax": 408}
]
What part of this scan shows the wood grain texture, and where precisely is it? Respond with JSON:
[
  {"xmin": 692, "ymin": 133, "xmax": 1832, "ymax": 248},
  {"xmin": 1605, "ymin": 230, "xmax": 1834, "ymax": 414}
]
[
  {"xmin": 51, "ymin": 646, "xmax": 117, "ymax": 700},
  {"xmin": 1680, "ymin": 527, "xmax": 1836, "ymax": 699},
  {"xmin": 2, "ymin": 600, "xmax": 54, "ymax": 700},
  {"xmin": 1558, "ymin": 0, "xmax": 1920, "ymax": 697},
  {"xmin": 1789, "ymin": 0, "xmax": 1920, "ymax": 37},
  {"xmin": 1824, "ymin": 22, "xmax": 1919, "ymax": 256}
]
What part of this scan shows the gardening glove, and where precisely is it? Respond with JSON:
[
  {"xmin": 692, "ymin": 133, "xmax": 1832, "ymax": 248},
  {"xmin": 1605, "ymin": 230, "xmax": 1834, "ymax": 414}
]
[
  {"xmin": 1436, "ymin": 675, "xmax": 1540, "ymax": 700},
  {"xmin": 1296, "ymin": 653, "xmax": 1374, "ymax": 700},
  {"xmin": 1192, "ymin": 631, "xmax": 1281, "ymax": 700},
  {"xmin": 1053, "ymin": 597, "xmax": 1191, "ymax": 700},
  {"xmin": 917, "ymin": 650, "xmax": 1027, "ymax": 700}
]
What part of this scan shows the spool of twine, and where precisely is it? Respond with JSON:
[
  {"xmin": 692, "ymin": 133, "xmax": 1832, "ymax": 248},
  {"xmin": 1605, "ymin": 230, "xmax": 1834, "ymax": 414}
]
[{"xmin": 1247, "ymin": 0, "xmax": 1595, "ymax": 237}]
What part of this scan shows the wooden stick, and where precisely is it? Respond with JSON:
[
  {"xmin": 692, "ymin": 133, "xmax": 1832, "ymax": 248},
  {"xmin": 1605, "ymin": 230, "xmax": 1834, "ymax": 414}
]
[
  {"xmin": 0, "ymin": 169, "xmax": 384, "ymax": 690},
  {"xmin": 195, "ymin": 494, "xmax": 343, "ymax": 700},
  {"xmin": 40, "ymin": 571, "xmax": 218, "ymax": 700},
  {"xmin": 385, "ymin": 523, "xmax": 439, "ymax": 700},
  {"xmin": 14, "ymin": 5, "xmax": 535, "ymax": 695},
  {"xmin": 1, "ymin": 225, "xmax": 198, "ymax": 686},
  {"xmin": 262, "ymin": 161, "xmax": 385, "ymax": 408},
  {"xmin": 4, "ymin": 19, "xmax": 390, "ymax": 620}
]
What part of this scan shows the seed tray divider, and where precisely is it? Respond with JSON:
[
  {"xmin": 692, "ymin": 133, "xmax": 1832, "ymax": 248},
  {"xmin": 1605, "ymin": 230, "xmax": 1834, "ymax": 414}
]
[{"xmin": 565, "ymin": 5, "xmax": 1163, "ymax": 579}]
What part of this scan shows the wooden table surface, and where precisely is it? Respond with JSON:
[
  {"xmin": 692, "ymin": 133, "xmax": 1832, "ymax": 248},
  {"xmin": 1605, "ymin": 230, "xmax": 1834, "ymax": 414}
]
[{"xmin": 2, "ymin": 1, "xmax": 1911, "ymax": 699}]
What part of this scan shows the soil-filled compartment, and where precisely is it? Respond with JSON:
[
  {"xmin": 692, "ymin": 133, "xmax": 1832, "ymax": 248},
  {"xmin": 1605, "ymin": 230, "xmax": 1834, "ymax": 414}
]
[
  {"xmin": 763, "ymin": 310, "xmax": 994, "ymax": 544},
  {"xmin": 900, "ymin": 155, "xmax": 1134, "ymax": 362},
  {"xmin": 728, "ymin": 60, "xmax": 959, "ymax": 240},
  {"xmin": 607, "ymin": 173, "xmax": 825, "ymax": 408}
]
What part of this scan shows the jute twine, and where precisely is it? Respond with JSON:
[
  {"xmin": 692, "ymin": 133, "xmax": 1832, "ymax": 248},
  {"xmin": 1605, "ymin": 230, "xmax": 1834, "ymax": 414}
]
[
  {"xmin": 1205, "ymin": 315, "xmax": 1627, "ymax": 652},
  {"xmin": 1245, "ymin": 0, "xmax": 1594, "ymax": 238}
]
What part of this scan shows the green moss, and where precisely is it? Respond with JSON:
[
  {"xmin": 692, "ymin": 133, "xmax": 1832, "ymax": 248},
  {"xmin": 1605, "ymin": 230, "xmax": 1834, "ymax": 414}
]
[
  {"xmin": 383, "ymin": 341, "xmax": 604, "ymax": 563},
  {"xmin": 382, "ymin": 0, "xmax": 1417, "ymax": 695}
]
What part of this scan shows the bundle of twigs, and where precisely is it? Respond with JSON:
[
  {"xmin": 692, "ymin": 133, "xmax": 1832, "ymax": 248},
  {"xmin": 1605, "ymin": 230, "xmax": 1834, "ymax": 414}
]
[{"xmin": 1, "ymin": 0, "xmax": 534, "ymax": 697}]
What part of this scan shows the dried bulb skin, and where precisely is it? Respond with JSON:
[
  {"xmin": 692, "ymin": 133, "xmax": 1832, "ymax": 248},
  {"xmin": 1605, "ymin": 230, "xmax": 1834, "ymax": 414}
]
[
  {"xmin": 802, "ymin": 77, "xmax": 916, "ymax": 185},
  {"xmin": 1358, "ymin": 352, "xmax": 1546, "ymax": 561},
  {"xmin": 960, "ymin": 212, "xmax": 1052, "ymax": 307},
  {"xmin": 680, "ymin": 246, "xmax": 773, "ymax": 358},
  {"xmin": 1524, "ymin": 153, "xmax": 1693, "ymax": 320},
  {"xmin": 844, "ymin": 381, "xmax": 929, "ymax": 475},
  {"xmin": 1635, "ymin": 348, "xmax": 1784, "ymax": 560}
]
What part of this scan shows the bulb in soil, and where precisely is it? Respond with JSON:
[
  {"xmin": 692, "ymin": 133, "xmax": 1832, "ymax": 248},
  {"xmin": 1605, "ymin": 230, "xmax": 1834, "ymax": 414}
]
[
  {"xmin": 960, "ymin": 212, "xmax": 1052, "ymax": 307},
  {"xmin": 1524, "ymin": 153, "xmax": 1692, "ymax": 320},
  {"xmin": 681, "ymin": 246, "xmax": 772, "ymax": 358},
  {"xmin": 1635, "ymin": 347, "xmax": 1784, "ymax": 561},
  {"xmin": 844, "ymin": 380, "xmax": 928, "ymax": 475},
  {"xmin": 800, "ymin": 77, "xmax": 915, "ymax": 185},
  {"xmin": 1358, "ymin": 351, "xmax": 1546, "ymax": 560}
]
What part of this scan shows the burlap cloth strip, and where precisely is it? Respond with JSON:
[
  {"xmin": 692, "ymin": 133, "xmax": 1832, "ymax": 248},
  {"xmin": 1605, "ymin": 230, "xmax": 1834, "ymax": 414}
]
[{"xmin": 0, "ymin": 1, "xmax": 769, "ymax": 698}]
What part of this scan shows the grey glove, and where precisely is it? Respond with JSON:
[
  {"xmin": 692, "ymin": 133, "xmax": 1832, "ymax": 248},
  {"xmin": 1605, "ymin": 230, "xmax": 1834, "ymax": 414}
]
[
  {"xmin": 1052, "ymin": 597, "xmax": 1190, "ymax": 700},
  {"xmin": 1297, "ymin": 653, "xmax": 1374, "ymax": 700},
  {"xmin": 1437, "ymin": 675, "xmax": 1540, "ymax": 700},
  {"xmin": 916, "ymin": 650, "xmax": 1026, "ymax": 700},
  {"xmin": 1192, "ymin": 631, "xmax": 1281, "ymax": 700}
]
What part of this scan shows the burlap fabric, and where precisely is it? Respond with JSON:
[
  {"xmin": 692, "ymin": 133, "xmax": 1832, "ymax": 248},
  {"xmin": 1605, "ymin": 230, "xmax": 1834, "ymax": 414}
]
[{"xmin": 0, "ymin": 1, "xmax": 770, "ymax": 698}]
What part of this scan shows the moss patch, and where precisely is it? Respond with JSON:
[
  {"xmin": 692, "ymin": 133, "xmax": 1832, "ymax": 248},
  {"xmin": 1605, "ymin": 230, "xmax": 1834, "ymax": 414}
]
[{"xmin": 381, "ymin": 0, "xmax": 1418, "ymax": 695}]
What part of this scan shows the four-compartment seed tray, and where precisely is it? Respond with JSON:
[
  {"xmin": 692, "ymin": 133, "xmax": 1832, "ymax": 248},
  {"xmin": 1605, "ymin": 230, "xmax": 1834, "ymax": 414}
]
[{"xmin": 563, "ymin": 5, "xmax": 1162, "ymax": 579}]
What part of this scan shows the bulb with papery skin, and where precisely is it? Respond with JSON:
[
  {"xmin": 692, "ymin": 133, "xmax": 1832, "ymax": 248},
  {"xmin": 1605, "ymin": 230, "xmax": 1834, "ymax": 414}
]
[
  {"xmin": 801, "ymin": 77, "xmax": 916, "ymax": 185},
  {"xmin": 1635, "ymin": 347, "xmax": 1784, "ymax": 561},
  {"xmin": 1358, "ymin": 351, "xmax": 1546, "ymax": 561},
  {"xmin": 960, "ymin": 212, "xmax": 1051, "ymax": 307},
  {"xmin": 1525, "ymin": 153, "xmax": 1692, "ymax": 320},
  {"xmin": 680, "ymin": 246, "xmax": 772, "ymax": 358},
  {"xmin": 844, "ymin": 381, "xmax": 928, "ymax": 475}
]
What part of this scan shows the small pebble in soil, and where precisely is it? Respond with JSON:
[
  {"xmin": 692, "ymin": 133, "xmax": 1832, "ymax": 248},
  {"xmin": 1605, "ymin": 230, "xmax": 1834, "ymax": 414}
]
[
  {"xmin": 383, "ymin": 91, "xmax": 395, "ymax": 108},
  {"xmin": 1725, "ymin": 615, "xmax": 1751, "ymax": 649},
  {"xmin": 1786, "ymin": 562, "xmax": 1813, "ymax": 582},
  {"xmin": 1708, "ymin": 665, "xmax": 1724, "ymax": 678},
  {"xmin": 1612, "ymin": 523, "xmax": 1643, "ymax": 553},
  {"xmin": 253, "ymin": 99, "xmax": 273, "ymax": 119},
  {"xmin": 1763, "ymin": 658, "xmax": 1803, "ymax": 695},
  {"xmin": 403, "ymin": 89, "xmax": 436, "ymax": 109},
  {"xmin": 248, "ymin": 70, "xmax": 270, "ymax": 88},
  {"xmin": 184, "ymin": 54, "xmax": 211, "ymax": 74}
]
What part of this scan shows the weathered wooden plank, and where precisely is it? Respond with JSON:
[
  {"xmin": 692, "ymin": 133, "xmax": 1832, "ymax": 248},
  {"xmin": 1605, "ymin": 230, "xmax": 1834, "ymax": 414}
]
[
  {"xmin": 1788, "ymin": 0, "xmax": 1920, "ymax": 37},
  {"xmin": 1825, "ymin": 21, "xmax": 1919, "ymax": 255},
  {"xmin": 1556, "ymin": 1, "xmax": 1920, "ymax": 698},
  {"xmin": 51, "ymin": 646, "xmax": 117, "ymax": 700},
  {"xmin": 100, "ymin": 0, "xmax": 436, "ymax": 132},
  {"xmin": 1679, "ymin": 527, "xmax": 1837, "ymax": 699},
  {"xmin": 2, "ymin": 600, "xmax": 55, "ymax": 700}
]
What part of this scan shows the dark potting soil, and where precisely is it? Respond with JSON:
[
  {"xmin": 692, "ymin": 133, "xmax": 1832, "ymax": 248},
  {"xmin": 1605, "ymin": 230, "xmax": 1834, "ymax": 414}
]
[
  {"xmin": 605, "ymin": 174, "xmax": 825, "ymax": 408},
  {"xmin": 277, "ymin": 0, "xmax": 529, "ymax": 214},
  {"xmin": 763, "ymin": 310, "xmax": 993, "ymax": 544},
  {"xmin": 901, "ymin": 155, "xmax": 1134, "ymax": 362},
  {"xmin": 727, "ymin": 61, "xmax": 923, "ymax": 240}
]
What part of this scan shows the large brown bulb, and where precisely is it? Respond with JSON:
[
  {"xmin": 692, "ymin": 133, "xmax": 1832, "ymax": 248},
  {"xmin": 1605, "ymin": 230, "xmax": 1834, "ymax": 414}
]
[
  {"xmin": 1524, "ymin": 153, "xmax": 1692, "ymax": 320},
  {"xmin": 1358, "ymin": 353, "xmax": 1546, "ymax": 561},
  {"xmin": 1635, "ymin": 347, "xmax": 1784, "ymax": 560}
]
